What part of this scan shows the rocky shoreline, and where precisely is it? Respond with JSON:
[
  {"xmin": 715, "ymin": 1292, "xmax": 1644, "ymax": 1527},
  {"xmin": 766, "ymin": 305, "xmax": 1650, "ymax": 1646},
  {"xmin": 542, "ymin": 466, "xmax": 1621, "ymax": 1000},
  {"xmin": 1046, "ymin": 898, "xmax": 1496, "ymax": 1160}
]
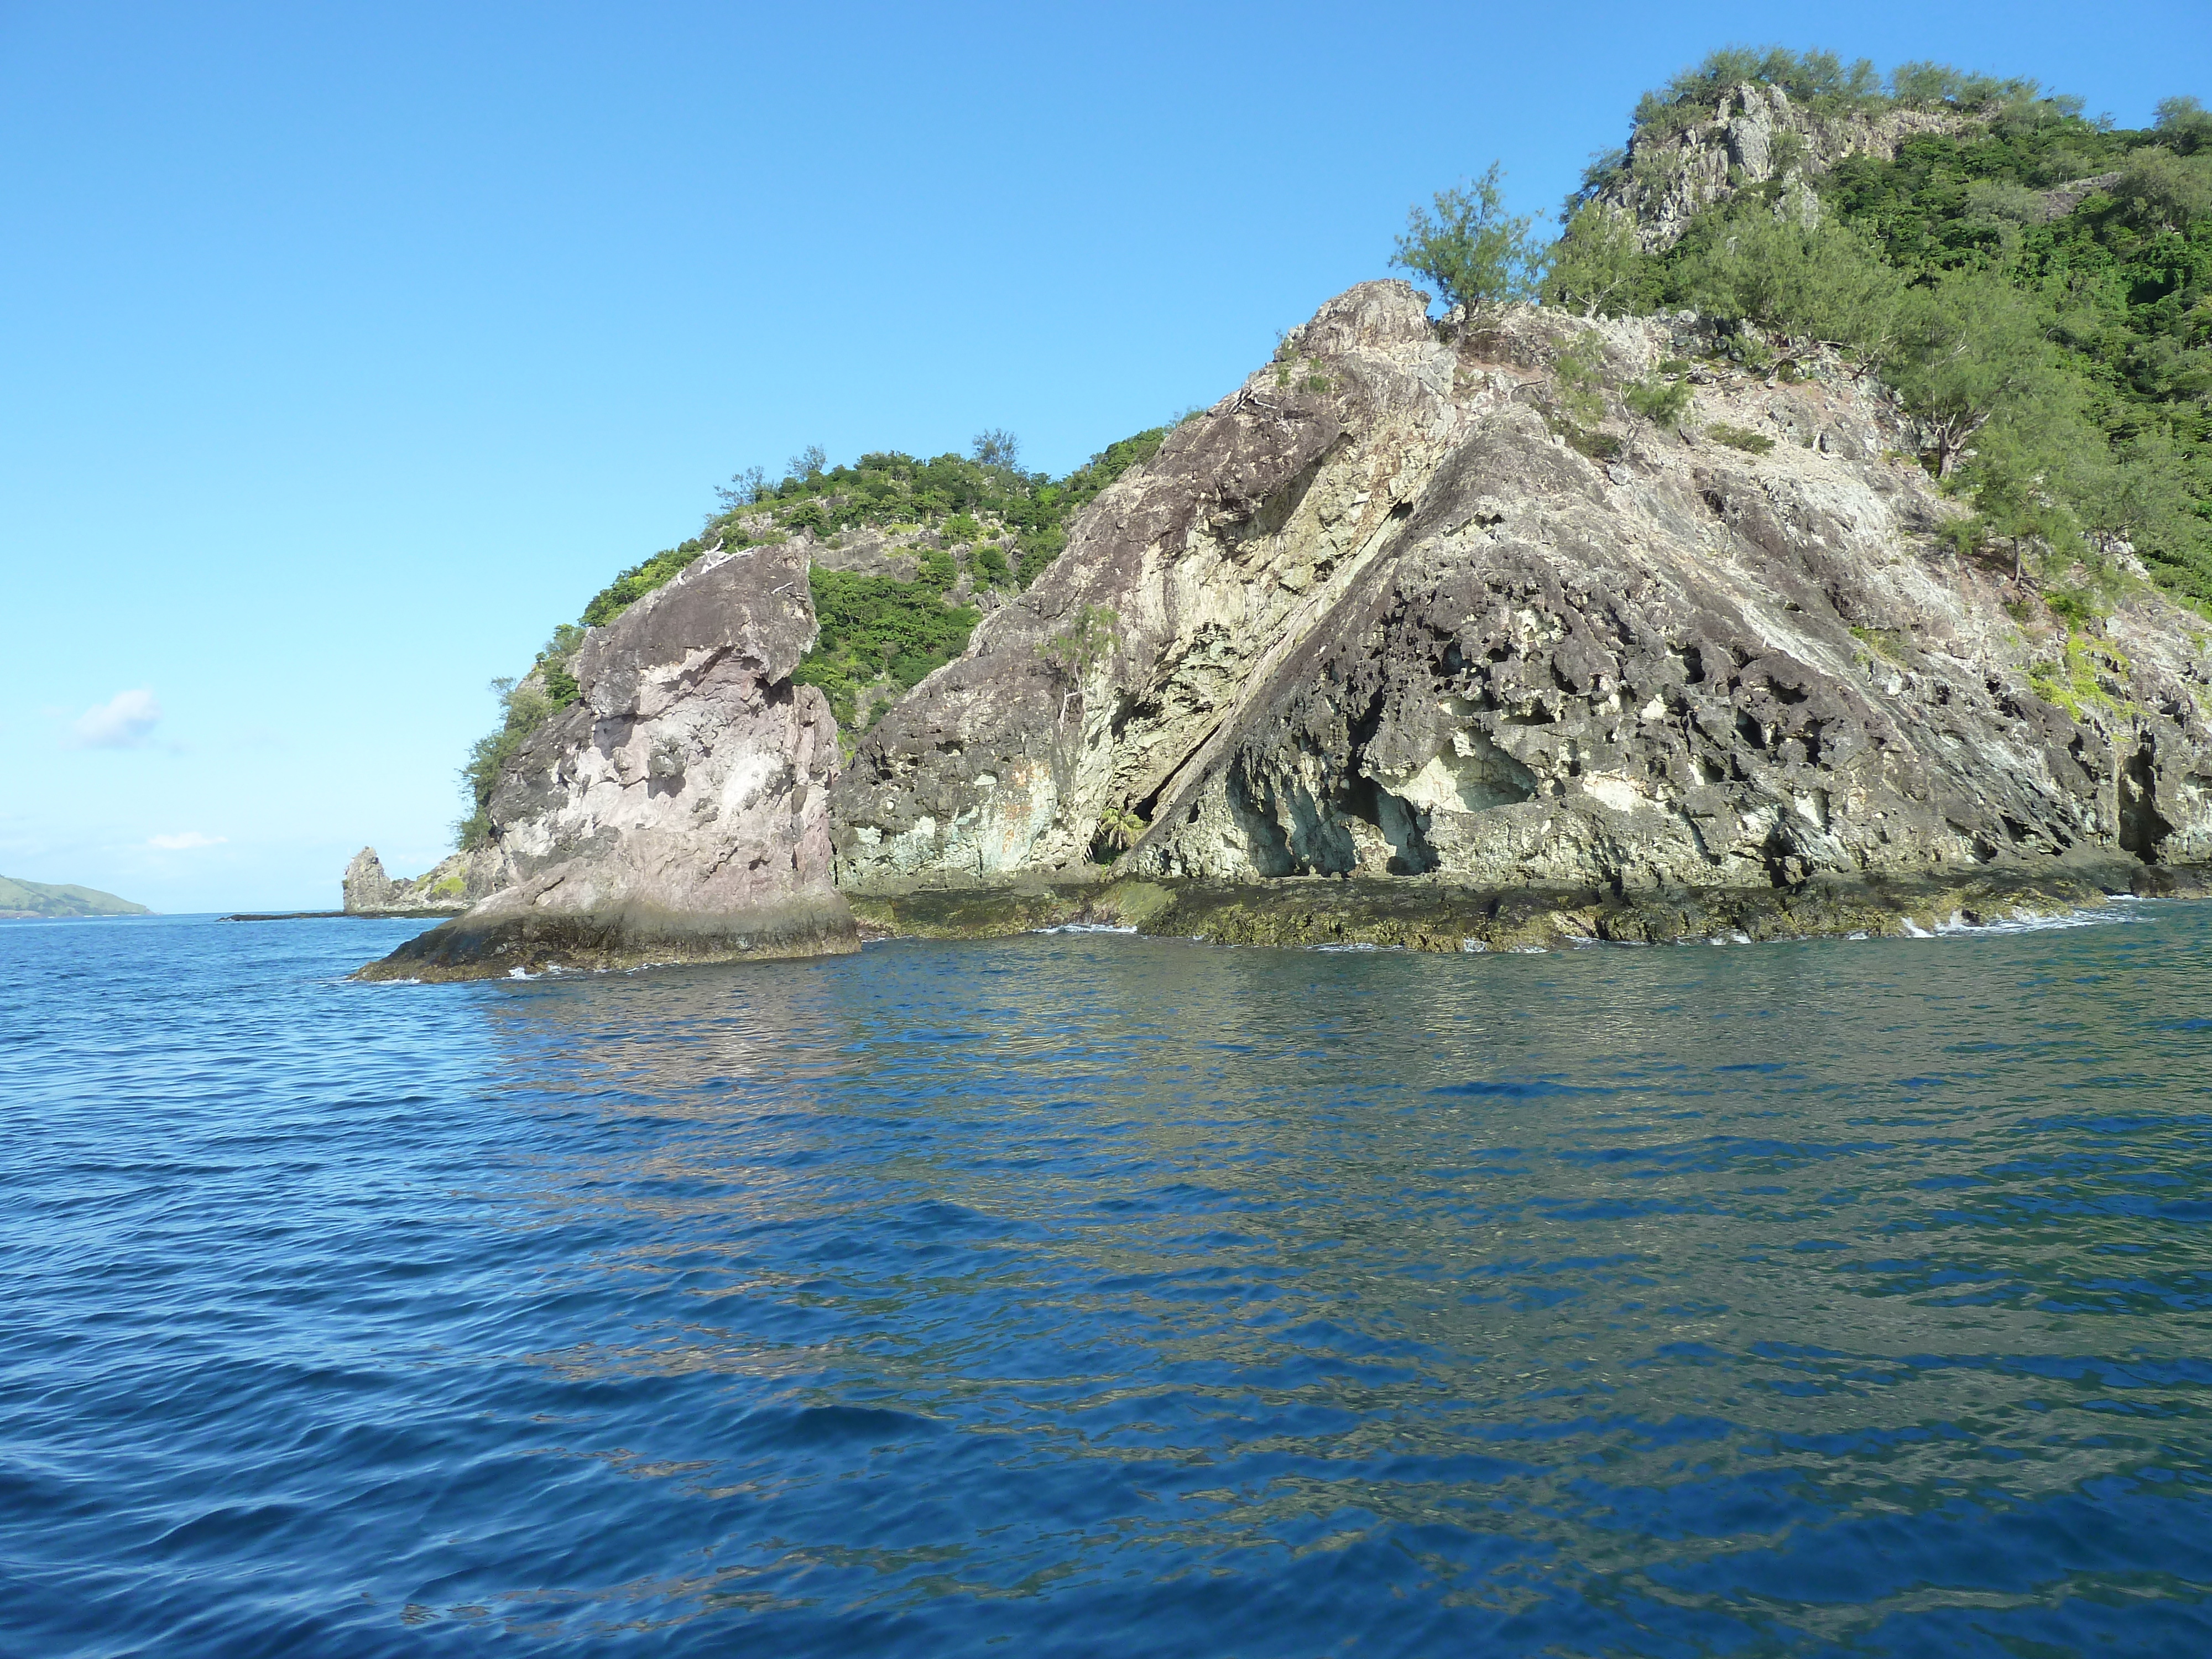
[
  {"xmin": 341, "ymin": 847, "xmax": 501, "ymax": 919},
  {"xmin": 850, "ymin": 857, "xmax": 2208, "ymax": 953},
  {"xmin": 354, "ymin": 857, "xmax": 2208, "ymax": 979}
]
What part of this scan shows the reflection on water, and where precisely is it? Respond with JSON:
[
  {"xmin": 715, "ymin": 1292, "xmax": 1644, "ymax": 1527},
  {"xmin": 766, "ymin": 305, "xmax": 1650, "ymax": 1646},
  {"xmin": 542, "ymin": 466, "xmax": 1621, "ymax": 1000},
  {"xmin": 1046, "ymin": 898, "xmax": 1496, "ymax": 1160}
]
[{"xmin": 4, "ymin": 909, "xmax": 2211, "ymax": 1655}]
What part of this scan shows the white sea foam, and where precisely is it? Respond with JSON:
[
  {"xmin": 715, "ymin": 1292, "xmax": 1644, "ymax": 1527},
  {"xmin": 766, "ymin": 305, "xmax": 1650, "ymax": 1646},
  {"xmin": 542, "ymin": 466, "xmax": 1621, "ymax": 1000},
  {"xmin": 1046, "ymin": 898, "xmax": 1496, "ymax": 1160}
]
[
  {"xmin": 1930, "ymin": 903, "xmax": 2141, "ymax": 937},
  {"xmin": 1030, "ymin": 923, "xmax": 1139, "ymax": 935}
]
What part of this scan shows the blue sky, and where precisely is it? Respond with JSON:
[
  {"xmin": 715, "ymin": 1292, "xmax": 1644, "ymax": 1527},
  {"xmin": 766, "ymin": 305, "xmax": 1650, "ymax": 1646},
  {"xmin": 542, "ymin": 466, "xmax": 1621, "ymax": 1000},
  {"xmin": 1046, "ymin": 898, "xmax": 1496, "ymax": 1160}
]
[{"xmin": 4, "ymin": 1, "xmax": 2206, "ymax": 912}]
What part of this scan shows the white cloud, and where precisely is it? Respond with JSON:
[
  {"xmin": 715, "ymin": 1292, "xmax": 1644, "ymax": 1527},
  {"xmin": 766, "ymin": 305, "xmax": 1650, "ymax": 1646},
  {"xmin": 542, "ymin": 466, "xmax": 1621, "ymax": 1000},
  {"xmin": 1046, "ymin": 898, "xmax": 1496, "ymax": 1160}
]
[
  {"xmin": 148, "ymin": 831, "xmax": 226, "ymax": 850},
  {"xmin": 70, "ymin": 688, "xmax": 163, "ymax": 749}
]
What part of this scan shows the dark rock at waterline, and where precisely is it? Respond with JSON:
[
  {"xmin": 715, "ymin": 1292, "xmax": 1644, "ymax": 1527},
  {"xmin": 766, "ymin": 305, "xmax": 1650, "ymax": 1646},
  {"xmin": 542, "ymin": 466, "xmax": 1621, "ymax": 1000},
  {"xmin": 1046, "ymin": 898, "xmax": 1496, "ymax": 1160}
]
[
  {"xmin": 841, "ymin": 857, "xmax": 2189, "ymax": 954},
  {"xmin": 353, "ymin": 899, "xmax": 858, "ymax": 981}
]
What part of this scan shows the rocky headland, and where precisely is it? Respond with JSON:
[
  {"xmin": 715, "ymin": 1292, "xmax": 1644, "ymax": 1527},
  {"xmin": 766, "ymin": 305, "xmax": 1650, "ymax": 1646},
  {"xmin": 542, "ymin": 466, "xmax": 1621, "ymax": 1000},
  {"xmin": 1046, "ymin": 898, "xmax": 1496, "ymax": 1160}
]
[
  {"xmin": 833, "ymin": 287, "xmax": 2210, "ymax": 929},
  {"xmin": 354, "ymin": 76, "xmax": 2212, "ymax": 979}
]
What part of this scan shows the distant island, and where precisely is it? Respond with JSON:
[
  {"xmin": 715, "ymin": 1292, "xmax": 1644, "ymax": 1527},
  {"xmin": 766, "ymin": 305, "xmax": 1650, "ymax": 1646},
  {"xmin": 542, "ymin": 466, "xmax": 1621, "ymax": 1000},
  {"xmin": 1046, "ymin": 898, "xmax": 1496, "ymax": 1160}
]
[{"xmin": 0, "ymin": 876, "xmax": 152, "ymax": 919}]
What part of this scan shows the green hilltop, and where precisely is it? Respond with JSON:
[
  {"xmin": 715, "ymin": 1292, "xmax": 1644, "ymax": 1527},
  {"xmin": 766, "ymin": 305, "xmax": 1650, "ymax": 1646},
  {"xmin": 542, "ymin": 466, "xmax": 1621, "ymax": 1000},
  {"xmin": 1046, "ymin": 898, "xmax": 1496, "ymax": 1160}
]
[
  {"xmin": 0, "ymin": 876, "xmax": 152, "ymax": 919},
  {"xmin": 1540, "ymin": 51, "xmax": 2212, "ymax": 602}
]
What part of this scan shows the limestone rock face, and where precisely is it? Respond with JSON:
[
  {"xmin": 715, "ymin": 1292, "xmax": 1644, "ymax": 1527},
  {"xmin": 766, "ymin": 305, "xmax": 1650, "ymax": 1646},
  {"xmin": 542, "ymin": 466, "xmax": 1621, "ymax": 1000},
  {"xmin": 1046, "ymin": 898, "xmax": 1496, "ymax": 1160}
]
[
  {"xmin": 832, "ymin": 293, "xmax": 2212, "ymax": 909},
  {"xmin": 362, "ymin": 540, "xmax": 854, "ymax": 977},
  {"xmin": 1595, "ymin": 83, "xmax": 1968, "ymax": 251}
]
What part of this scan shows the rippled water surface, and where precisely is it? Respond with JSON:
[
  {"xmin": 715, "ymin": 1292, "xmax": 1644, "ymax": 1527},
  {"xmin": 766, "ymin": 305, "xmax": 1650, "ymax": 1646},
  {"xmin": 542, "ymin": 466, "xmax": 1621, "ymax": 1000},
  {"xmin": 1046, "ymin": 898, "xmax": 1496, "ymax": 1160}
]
[{"xmin": 7, "ymin": 907, "xmax": 2212, "ymax": 1656}]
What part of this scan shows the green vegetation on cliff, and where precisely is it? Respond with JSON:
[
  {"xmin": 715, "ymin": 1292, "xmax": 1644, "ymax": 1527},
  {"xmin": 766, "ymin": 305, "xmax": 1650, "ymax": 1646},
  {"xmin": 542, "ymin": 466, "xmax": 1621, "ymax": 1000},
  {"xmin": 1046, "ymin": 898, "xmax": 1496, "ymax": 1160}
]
[
  {"xmin": 1625, "ymin": 48, "xmax": 2038, "ymax": 141},
  {"xmin": 793, "ymin": 572, "xmax": 982, "ymax": 730},
  {"xmin": 457, "ymin": 427, "xmax": 1170, "ymax": 842},
  {"xmin": 579, "ymin": 427, "xmax": 1170, "ymax": 638},
  {"xmin": 1539, "ymin": 49, "xmax": 2212, "ymax": 604}
]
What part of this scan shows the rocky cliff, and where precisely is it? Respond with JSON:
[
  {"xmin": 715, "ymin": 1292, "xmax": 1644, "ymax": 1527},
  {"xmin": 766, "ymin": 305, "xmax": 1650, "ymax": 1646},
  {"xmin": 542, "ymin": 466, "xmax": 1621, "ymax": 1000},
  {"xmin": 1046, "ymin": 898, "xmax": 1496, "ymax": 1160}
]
[
  {"xmin": 360, "ymin": 279, "xmax": 2212, "ymax": 975},
  {"xmin": 358, "ymin": 538, "xmax": 854, "ymax": 979},
  {"xmin": 1590, "ymin": 81, "xmax": 1968, "ymax": 249},
  {"xmin": 831, "ymin": 282, "xmax": 2212, "ymax": 937}
]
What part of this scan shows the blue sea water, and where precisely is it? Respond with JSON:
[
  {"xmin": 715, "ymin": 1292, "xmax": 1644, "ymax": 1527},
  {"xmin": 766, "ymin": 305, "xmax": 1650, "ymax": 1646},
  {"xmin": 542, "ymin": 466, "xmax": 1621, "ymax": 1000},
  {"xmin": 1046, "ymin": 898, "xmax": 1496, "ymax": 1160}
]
[{"xmin": 4, "ymin": 906, "xmax": 2211, "ymax": 1657}]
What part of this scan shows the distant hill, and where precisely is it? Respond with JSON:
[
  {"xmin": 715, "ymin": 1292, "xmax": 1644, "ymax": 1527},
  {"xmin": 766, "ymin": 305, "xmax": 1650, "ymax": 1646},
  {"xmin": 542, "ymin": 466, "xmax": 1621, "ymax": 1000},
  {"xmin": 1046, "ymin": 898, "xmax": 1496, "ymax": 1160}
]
[{"xmin": 0, "ymin": 876, "xmax": 153, "ymax": 919}]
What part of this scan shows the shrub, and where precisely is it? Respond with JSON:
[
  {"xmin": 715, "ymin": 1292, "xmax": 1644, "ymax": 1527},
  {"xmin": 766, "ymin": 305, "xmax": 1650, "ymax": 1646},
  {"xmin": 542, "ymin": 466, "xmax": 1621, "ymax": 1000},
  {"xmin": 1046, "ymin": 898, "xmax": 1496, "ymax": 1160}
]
[
  {"xmin": 1707, "ymin": 423, "xmax": 1776, "ymax": 455},
  {"xmin": 2110, "ymin": 147, "xmax": 2212, "ymax": 231},
  {"xmin": 2044, "ymin": 587, "xmax": 2103, "ymax": 629},
  {"xmin": 1544, "ymin": 204, "xmax": 1656, "ymax": 317},
  {"xmin": 1391, "ymin": 163, "xmax": 1544, "ymax": 313},
  {"xmin": 1887, "ymin": 270, "xmax": 2075, "ymax": 479},
  {"xmin": 1661, "ymin": 212, "xmax": 1902, "ymax": 356},
  {"xmin": 1625, "ymin": 373, "xmax": 1692, "ymax": 426},
  {"xmin": 971, "ymin": 429, "xmax": 1021, "ymax": 471},
  {"xmin": 1093, "ymin": 804, "xmax": 1145, "ymax": 861},
  {"xmin": 1887, "ymin": 60, "xmax": 2042, "ymax": 111},
  {"xmin": 2157, "ymin": 96, "xmax": 2212, "ymax": 155},
  {"xmin": 1849, "ymin": 625, "xmax": 1908, "ymax": 665},
  {"xmin": 1561, "ymin": 425, "xmax": 1624, "ymax": 462},
  {"xmin": 456, "ymin": 675, "xmax": 560, "ymax": 847},
  {"xmin": 792, "ymin": 570, "xmax": 981, "ymax": 729},
  {"xmin": 580, "ymin": 540, "xmax": 721, "ymax": 628},
  {"xmin": 1551, "ymin": 331, "xmax": 1610, "ymax": 427}
]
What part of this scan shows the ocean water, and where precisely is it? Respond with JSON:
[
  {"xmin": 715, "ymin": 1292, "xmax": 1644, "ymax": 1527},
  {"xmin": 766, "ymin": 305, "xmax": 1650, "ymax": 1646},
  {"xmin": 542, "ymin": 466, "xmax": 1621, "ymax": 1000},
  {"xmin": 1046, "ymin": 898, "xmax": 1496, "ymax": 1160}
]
[{"xmin": 6, "ymin": 905, "xmax": 2211, "ymax": 1658}]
